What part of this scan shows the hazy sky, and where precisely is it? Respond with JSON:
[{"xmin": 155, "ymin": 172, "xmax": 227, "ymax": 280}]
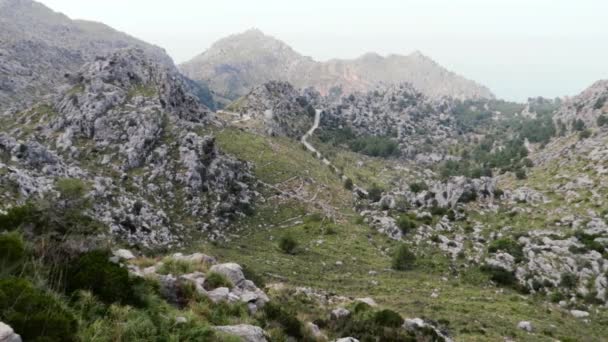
[{"xmin": 38, "ymin": 0, "xmax": 608, "ymax": 101}]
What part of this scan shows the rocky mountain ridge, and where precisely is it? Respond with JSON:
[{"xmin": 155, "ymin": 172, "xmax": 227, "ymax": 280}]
[
  {"xmin": 0, "ymin": 0, "xmax": 174, "ymax": 108},
  {"xmin": 180, "ymin": 29, "xmax": 494, "ymax": 106},
  {"xmin": 0, "ymin": 48, "xmax": 255, "ymax": 247}
]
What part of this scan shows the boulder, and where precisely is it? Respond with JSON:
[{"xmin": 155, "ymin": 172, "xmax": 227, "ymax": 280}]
[
  {"xmin": 330, "ymin": 307, "xmax": 351, "ymax": 320},
  {"xmin": 517, "ymin": 321, "xmax": 533, "ymax": 332},
  {"xmin": 209, "ymin": 263, "xmax": 246, "ymax": 287},
  {"xmin": 570, "ymin": 310, "xmax": 590, "ymax": 318},
  {"xmin": 214, "ymin": 324, "xmax": 268, "ymax": 342},
  {"xmin": 113, "ymin": 249, "xmax": 136, "ymax": 260},
  {"xmin": 0, "ymin": 322, "xmax": 22, "ymax": 342}
]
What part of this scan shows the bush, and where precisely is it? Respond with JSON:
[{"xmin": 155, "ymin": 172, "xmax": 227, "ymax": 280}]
[
  {"xmin": 488, "ymin": 238, "xmax": 524, "ymax": 262},
  {"xmin": 481, "ymin": 265, "xmax": 516, "ymax": 286},
  {"xmin": 560, "ymin": 272, "xmax": 577, "ymax": 289},
  {"xmin": 343, "ymin": 178, "xmax": 354, "ymax": 190},
  {"xmin": 574, "ymin": 231, "xmax": 605, "ymax": 253},
  {"xmin": 373, "ymin": 309, "xmax": 404, "ymax": 328},
  {"xmin": 597, "ymin": 115, "xmax": 608, "ymax": 126},
  {"xmin": 396, "ymin": 215, "xmax": 417, "ymax": 235},
  {"xmin": 573, "ymin": 119, "xmax": 586, "ymax": 131},
  {"xmin": 349, "ymin": 135, "xmax": 399, "ymax": 158},
  {"xmin": 279, "ymin": 235, "xmax": 298, "ymax": 254},
  {"xmin": 0, "ymin": 277, "xmax": 77, "ymax": 342},
  {"xmin": 263, "ymin": 302, "xmax": 303, "ymax": 338},
  {"xmin": 367, "ymin": 185, "xmax": 384, "ymax": 203},
  {"xmin": 0, "ymin": 203, "xmax": 39, "ymax": 231},
  {"xmin": 515, "ymin": 169, "xmax": 527, "ymax": 180},
  {"xmin": 66, "ymin": 250, "xmax": 137, "ymax": 305},
  {"xmin": 409, "ymin": 182, "xmax": 428, "ymax": 193},
  {"xmin": 0, "ymin": 232, "xmax": 25, "ymax": 273},
  {"xmin": 392, "ymin": 244, "xmax": 416, "ymax": 271},
  {"xmin": 579, "ymin": 129, "xmax": 592, "ymax": 140},
  {"xmin": 204, "ymin": 272, "xmax": 233, "ymax": 290}
]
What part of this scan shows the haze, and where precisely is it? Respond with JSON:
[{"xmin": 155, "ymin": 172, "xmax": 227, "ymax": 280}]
[{"xmin": 38, "ymin": 0, "xmax": 608, "ymax": 101}]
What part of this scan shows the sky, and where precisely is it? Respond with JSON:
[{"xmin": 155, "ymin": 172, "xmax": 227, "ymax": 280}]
[{"xmin": 38, "ymin": 0, "xmax": 608, "ymax": 101}]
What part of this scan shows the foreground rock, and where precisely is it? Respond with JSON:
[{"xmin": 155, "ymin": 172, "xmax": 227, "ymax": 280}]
[
  {"xmin": 214, "ymin": 324, "xmax": 268, "ymax": 342},
  {"xmin": 0, "ymin": 322, "xmax": 21, "ymax": 342}
]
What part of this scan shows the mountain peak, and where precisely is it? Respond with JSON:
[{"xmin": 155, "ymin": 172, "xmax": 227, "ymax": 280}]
[{"xmin": 181, "ymin": 32, "xmax": 495, "ymax": 101}]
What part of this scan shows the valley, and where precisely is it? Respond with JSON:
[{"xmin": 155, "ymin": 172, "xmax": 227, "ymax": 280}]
[{"xmin": 1, "ymin": 1, "xmax": 608, "ymax": 341}]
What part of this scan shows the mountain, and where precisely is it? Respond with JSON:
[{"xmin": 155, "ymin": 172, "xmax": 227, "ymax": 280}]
[
  {"xmin": 180, "ymin": 29, "xmax": 494, "ymax": 105},
  {"xmin": 0, "ymin": 48, "xmax": 254, "ymax": 246},
  {"xmin": 0, "ymin": 0, "xmax": 173, "ymax": 108}
]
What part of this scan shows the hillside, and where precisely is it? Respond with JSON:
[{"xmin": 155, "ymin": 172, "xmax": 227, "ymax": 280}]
[
  {"xmin": 3, "ymin": 2, "xmax": 608, "ymax": 341},
  {"xmin": 179, "ymin": 29, "xmax": 494, "ymax": 106},
  {"xmin": 0, "ymin": 0, "xmax": 216, "ymax": 110}
]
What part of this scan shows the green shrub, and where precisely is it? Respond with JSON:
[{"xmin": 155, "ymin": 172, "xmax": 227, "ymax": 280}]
[
  {"xmin": 367, "ymin": 184, "xmax": 384, "ymax": 203},
  {"xmin": 0, "ymin": 203, "xmax": 39, "ymax": 231},
  {"xmin": 66, "ymin": 250, "xmax": 137, "ymax": 305},
  {"xmin": 488, "ymin": 238, "xmax": 524, "ymax": 262},
  {"xmin": 560, "ymin": 272, "xmax": 577, "ymax": 289},
  {"xmin": 373, "ymin": 309, "xmax": 404, "ymax": 327},
  {"xmin": 579, "ymin": 129, "xmax": 592, "ymax": 140},
  {"xmin": 515, "ymin": 169, "xmax": 527, "ymax": 180},
  {"xmin": 409, "ymin": 182, "xmax": 428, "ymax": 193},
  {"xmin": 349, "ymin": 135, "xmax": 399, "ymax": 158},
  {"xmin": 0, "ymin": 232, "xmax": 25, "ymax": 273},
  {"xmin": 481, "ymin": 265, "xmax": 516, "ymax": 286},
  {"xmin": 550, "ymin": 291, "xmax": 565, "ymax": 303},
  {"xmin": 263, "ymin": 301, "xmax": 303, "ymax": 338},
  {"xmin": 392, "ymin": 244, "xmax": 416, "ymax": 271},
  {"xmin": 397, "ymin": 215, "xmax": 417, "ymax": 235},
  {"xmin": 204, "ymin": 272, "xmax": 233, "ymax": 290},
  {"xmin": 574, "ymin": 231, "xmax": 605, "ymax": 253},
  {"xmin": 279, "ymin": 234, "xmax": 298, "ymax": 254},
  {"xmin": 597, "ymin": 115, "xmax": 608, "ymax": 126},
  {"xmin": 343, "ymin": 178, "xmax": 354, "ymax": 190},
  {"xmin": 573, "ymin": 119, "xmax": 586, "ymax": 131},
  {"xmin": 0, "ymin": 277, "xmax": 77, "ymax": 342}
]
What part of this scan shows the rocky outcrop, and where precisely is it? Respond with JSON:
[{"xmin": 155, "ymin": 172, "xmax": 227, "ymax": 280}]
[
  {"xmin": 319, "ymin": 83, "xmax": 464, "ymax": 161},
  {"xmin": 225, "ymin": 81, "xmax": 315, "ymax": 138},
  {"xmin": 0, "ymin": 0, "xmax": 174, "ymax": 109},
  {"xmin": 180, "ymin": 29, "xmax": 494, "ymax": 104},
  {"xmin": 0, "ymin": 49, "xmax": 255, "ymax": 247},
  {"xmin": 126, "ymin": 254, "xmax": 269, "ymax": 314},
  {"xmin": 553, "ymin": 80, "xmax": 608, "ymax": 130}
]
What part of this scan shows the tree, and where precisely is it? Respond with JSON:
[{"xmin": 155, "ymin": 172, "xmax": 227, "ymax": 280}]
[
  {"xmin": 392, "ymin": 244, "xmax": 416, "ymax": 271},
  {"xmin": 573, "ymin": 119, "xmax": 586, "ymax": 131}
]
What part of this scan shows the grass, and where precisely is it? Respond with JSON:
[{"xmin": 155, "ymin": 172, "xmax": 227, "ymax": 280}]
[
  {"xmin": 195, "ymin": 200, "xmax": 608, "ymax": 341},
  {"xmin": 189, "ymin": 127, "xmax": 608, "ymax": 341}
]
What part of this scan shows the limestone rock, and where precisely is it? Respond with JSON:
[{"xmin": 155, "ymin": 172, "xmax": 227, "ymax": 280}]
[{"xmin": 214, "ymin": 324, "xmax": 268, "ymax": 342}]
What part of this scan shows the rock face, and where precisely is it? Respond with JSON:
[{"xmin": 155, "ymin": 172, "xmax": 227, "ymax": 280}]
[
  {"xmin": 180, "ymin": 29, "xmax": 494, "ymax": 105},
  {"xmin": 553, "ymin": 80, "xmax": 608, "ymax": 130},
  {"xmin": 319, "ymin": 83, "xmax": 464, "ymax": 162},
  {"xmin": 225, "ymin": 81, "xmax": 316, "ymax": 138},
  {"xmin": 0, "ymin": 0, "xmax": 180, "ymax": 109},
  {"xmin": 0, "ymin": 48, "xmax": 255, "ymax": 246}
]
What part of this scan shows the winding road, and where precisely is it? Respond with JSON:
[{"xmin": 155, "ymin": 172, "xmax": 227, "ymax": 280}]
[{"xmin": 301, "ymin": 109, "xmax": 332, "ymax": 166}]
